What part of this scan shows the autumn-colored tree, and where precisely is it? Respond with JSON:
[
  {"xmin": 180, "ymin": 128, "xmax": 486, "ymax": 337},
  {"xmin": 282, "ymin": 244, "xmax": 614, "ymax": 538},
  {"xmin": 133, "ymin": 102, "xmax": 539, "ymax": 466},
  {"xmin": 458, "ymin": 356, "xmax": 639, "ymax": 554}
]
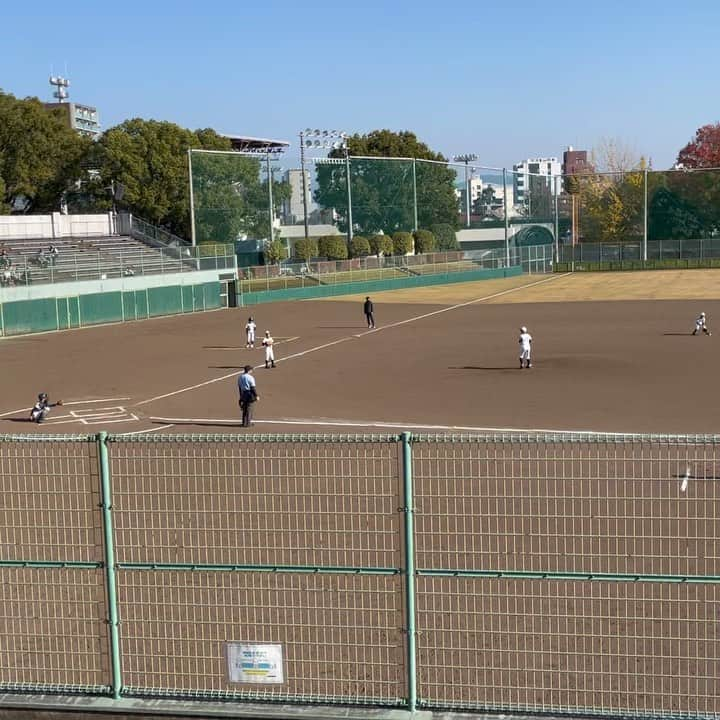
[{"xmin": 677, "ymin": 123, "xmax": 720, "ymax": 168}]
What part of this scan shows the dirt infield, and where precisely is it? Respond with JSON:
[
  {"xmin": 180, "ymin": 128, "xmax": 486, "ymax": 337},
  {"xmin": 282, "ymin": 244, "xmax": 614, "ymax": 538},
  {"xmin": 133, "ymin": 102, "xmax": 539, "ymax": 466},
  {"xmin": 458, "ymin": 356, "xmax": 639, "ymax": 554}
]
[{"xmin": 2, "ymin": 270, "xmax": 720, "ymax": 435}]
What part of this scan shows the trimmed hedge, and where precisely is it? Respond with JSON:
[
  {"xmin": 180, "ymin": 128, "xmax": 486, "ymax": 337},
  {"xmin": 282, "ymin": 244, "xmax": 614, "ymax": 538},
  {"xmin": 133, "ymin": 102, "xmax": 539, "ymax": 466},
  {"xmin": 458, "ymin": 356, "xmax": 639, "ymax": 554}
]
[
  {"xmin": 392, "ymin": 231, "xmax": 414, "ymax": 256},
  {"xmin": 369, "ymin": 234, "xmax": 393, "ymax": 256},
  {"xmin": 349, "ymin": 235, "xmax": 371, "ymax": 258},
  {"xmin": 292, "ymin": 237, "xmax": 319, "ymax": 262},
  {"xmin": 413, "ymin": 229, "xmax": 436, "ymax": 254},
  {"xmin": 318, "ymin": 235, "xmax": 349, "ymax": 260},
  {"xmin": 431, "ymin": 223, "xmax": 460, "ymax": 250}
]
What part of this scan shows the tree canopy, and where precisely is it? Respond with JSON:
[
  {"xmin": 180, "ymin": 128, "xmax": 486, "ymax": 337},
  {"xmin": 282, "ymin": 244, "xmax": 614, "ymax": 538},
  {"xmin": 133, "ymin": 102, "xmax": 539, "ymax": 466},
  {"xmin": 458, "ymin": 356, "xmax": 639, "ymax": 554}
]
[
  {"xmin": 0, "ymin": 90, "xmax": 91, "ymax": 214},
  {"xmin": 314, "ymin": 130, "xmax": 458, "ymax": 236},
  {"xmin": 94, "ymin": 120, "xmax": 289, "ymax": 242},
  {"xmin": 677, "ymin": 123, "xmax": 720, "ymax": 168}
]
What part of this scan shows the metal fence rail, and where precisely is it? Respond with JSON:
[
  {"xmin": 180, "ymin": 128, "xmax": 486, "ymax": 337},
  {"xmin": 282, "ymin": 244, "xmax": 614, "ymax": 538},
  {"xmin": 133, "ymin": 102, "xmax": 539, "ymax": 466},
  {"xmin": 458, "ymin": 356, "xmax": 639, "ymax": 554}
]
[
  {"xmin": 559, "ymin": 238, "xmax": 720, "ymax": 264},
  {"xmin": 1, "ymin": 431, "xmax": 719, "ymax": 719}
]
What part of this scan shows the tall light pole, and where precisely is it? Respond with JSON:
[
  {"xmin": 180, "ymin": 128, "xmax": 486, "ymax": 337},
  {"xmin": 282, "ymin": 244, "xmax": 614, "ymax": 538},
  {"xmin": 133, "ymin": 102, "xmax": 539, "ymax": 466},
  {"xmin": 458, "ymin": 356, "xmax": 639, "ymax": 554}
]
[
  {"xmin": 298, "ymin": 129, "xmax": 348, "ymax": 241},
  {"xmin": 453, "ymin": 154, "xmax": 478, "ymax": 228},
  {"xmin": 262, "ymin": 149, "xmax": 285, "ymax": 243}
]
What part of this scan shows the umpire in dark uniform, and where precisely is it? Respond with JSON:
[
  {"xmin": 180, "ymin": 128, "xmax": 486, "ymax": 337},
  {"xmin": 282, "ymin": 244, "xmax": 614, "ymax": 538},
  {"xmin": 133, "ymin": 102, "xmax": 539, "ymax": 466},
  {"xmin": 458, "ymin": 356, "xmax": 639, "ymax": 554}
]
[
  {"xmin": 363, "ymin": 296, "xmax": 375, "ymax": 329},
  {"xmin": 238, "ymin": 365, "xmax": 259, "ymax": 427}
]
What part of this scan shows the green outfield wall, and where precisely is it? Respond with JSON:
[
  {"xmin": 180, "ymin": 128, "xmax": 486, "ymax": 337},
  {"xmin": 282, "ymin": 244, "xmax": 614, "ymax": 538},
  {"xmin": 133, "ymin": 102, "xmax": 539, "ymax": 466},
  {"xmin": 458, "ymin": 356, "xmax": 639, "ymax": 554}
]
[
  {"xmin": 239, "ymin": 265, "xmax": 522, "ymax": 306},
  {"xmin": 0, "ymin": 280, "xmax": 222, "ymax": 337}
]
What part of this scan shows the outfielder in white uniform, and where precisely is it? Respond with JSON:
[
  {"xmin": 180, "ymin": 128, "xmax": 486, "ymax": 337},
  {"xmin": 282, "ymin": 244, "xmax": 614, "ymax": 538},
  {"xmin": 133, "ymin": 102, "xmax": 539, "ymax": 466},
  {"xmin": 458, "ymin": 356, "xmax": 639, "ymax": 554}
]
[
  {"xmin": 519, "ymin": 326, "xmax": 532, "ymax": 369},
  {"xmin": 262, "ymin": 330, "xmax": 276, "ymax": 368},
  {"xmin": 693, "ymin": 312, "xmax": 711, "ymax": 336},
  {"xmin": 245, "ymin": 317, "xmax": 257, "ymax": 348}
]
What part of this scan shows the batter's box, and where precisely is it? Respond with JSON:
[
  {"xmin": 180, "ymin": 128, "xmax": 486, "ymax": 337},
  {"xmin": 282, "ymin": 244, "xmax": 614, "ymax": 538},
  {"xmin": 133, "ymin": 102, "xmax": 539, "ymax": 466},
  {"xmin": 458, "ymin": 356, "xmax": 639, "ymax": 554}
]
[{"xmin": 70, "ymin": 406, "xmax": 139, "ymax": 425}]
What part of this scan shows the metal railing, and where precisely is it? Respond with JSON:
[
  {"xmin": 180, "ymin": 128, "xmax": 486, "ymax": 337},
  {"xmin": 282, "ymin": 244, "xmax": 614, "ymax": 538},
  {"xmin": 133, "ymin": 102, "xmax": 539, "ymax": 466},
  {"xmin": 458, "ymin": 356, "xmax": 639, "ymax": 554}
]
[
  {"xmin": 2, "ymin": 431, "xmax": 719, "ymax": 719},
  {"xmin": 238, "ymin": 244, "xmax": 553, "ymax": 294},
  {"xmin": 0, "ymin": 241, "xmax": 236, "ymax": 290}
]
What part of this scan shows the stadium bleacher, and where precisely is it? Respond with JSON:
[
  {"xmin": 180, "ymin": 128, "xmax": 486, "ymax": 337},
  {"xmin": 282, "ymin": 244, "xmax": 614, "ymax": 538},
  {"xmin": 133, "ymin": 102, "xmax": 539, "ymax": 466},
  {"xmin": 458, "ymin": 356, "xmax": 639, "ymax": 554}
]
[{"xmin": 0, "ymin": 233, "xmax": 195, "ymax": 286}]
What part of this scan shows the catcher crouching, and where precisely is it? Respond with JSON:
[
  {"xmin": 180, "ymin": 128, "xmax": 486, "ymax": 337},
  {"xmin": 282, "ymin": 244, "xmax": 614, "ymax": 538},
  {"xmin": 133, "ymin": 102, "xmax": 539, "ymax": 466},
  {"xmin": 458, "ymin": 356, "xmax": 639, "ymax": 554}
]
[{"xmin": 30, "ymin": 393, "xmax": 63, "ymax": 424}]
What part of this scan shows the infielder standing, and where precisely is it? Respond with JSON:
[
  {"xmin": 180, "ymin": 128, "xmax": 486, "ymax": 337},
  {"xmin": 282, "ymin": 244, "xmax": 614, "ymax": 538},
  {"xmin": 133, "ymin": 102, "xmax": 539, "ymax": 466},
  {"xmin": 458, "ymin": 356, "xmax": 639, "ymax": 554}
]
[
  {"xmin": 363, "ymin": 296, "xmax": 375, "ymax": 329},
  {"xmin": 519, "ymin": 326, "xmax": 533, "ymax": 369},
  {"xmin": 245, "ymin": 316, "xmax": 257, "ymax": 348},
  {"xmin": 262, "ymin": 330, "xmax": 276, "ymax": 368},
  {"xmin": 693, "ymin": 312, "xmax": 711, "ymax": 336}
]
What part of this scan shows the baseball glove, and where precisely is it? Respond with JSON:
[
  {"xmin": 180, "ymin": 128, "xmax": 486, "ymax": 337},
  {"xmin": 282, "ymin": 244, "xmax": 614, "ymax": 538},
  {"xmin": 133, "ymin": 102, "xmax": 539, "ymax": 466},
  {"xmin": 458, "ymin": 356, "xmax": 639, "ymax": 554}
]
[{"xmin": 56, "ymin": 399, "xmax": 64, "ymax": 406}]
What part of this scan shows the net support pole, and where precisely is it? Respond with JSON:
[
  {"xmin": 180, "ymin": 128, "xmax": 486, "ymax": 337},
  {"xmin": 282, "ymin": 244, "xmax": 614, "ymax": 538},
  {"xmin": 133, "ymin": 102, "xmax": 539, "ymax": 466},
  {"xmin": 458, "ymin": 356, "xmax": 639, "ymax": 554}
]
[
  {"xmin": 553, "ymin": 175, "xmax": 560, "ymax": 266},
  {"xmin": 97, "ymin": 431, "xmax": 122, "ymax": 699},
  {"xmin": 266, "ymin": 152, "xmax": 274, "ymax": 244},
  {"xmin": 412, "ymin": 159, "xmax": 418, "ymax": 233},
  {"xmin": 345, "ymin": 151, "xmax": 353, "ymax": 244},
  {"xmin": 503, "ymin": 168, "xmax": 510, "ymax": 267},
  {"xmin": 188, "ymin": 150, "xmax": 197, "ymax": 247},
  {"xmin": 300, "ymin": 133, "xmax": 310, "ymax": 242},
  {"xmin": 401, "ymin": 431, "xmax": 417, "ymax": 712},
  {"xmin": 643, "ymin": 167, "xmax": 648, "ymax": 261}
]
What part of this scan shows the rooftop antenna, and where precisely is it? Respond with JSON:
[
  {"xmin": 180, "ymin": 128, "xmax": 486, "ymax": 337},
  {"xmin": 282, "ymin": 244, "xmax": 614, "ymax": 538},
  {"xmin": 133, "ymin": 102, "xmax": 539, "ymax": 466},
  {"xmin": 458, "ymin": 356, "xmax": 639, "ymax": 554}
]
[{"xmin": 49, "ymin": 74, "xmax": 70, "ymax": 103}]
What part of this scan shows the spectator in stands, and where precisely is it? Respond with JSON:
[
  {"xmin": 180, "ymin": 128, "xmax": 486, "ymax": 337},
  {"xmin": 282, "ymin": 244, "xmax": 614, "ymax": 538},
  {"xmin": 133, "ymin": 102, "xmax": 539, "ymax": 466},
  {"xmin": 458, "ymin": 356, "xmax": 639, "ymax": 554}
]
[
  {"xmin": 123, "ymin": 266, "xmax": 136, "ymax": 276},
  {"xmin": 47, "ymin": 244, "xmax": 59, "ymax": 264},
  {"xmin": 34, "ymin": 248, "xmax": 48, "ymax": 268},
  {"xmin": 0, "ymin": 247, "xmax": 8, "ymax": 268}
]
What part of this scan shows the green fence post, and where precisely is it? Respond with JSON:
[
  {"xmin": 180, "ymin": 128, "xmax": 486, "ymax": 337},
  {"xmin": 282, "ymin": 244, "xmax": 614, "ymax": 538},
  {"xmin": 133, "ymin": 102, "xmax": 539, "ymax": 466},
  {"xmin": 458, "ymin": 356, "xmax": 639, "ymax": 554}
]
[
  {"xmin": 401, "ymin": 431, "xmax": 417, "ymax": 711},
  {"xmin": 97, "ymin": 431, "xmax": 123, "ymax": 699}
]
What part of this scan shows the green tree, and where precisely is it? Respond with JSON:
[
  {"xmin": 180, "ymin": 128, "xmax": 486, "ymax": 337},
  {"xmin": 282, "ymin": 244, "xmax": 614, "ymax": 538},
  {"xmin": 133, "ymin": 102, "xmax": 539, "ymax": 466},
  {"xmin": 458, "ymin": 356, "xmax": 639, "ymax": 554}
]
[
  {"xmin": 293, "ymin": 237, "xmax": 318, "ymax": 262},
  {"xmin": 0, "ymin": 90, "xmax": 91, "ymax": 213},
  {"xmin": 0, "ymin": 175, "xmax": 8, "ymax": 214},
  {"xmin": 473, "ymin": 186, "xmax": 497, "ymax": 217},
  {"xmin": 413, "ymin": 229, "xmax": 436, "ymax": 254},
  {"xmin": 314, "ymin": 130, "xmax": 458, "ymax": 235},
  {"xmin": 318, "ymin": 235, "xmax": 348, "ymax": 260},
  {"xmin": 97, "ymin": 119, "xmax": 211, "ymax": 237},
  {"xmin": 349, "ymin": 235, "xmax": 371, "ymax": 258},
  {"xmin": 392, "ymin": 231, "xmax": 414, "ymax": 255},
  {"xmin": 263, "ymin": 238, "xmax": 287, "ymax": 264},
  {"xmin": 648, "ymin": 186, "xmax": 705, "ymax": 240},
  {"xmin": 369, "ymin": 233, "xmax": 393, "ymax": 256},
  {"xmin": 96, "ymin": 120, "xmax": 290, "ymax": 243},
  {"xmin": 430, "ymin": 223, "xmax": 459, "ymax": 250}
]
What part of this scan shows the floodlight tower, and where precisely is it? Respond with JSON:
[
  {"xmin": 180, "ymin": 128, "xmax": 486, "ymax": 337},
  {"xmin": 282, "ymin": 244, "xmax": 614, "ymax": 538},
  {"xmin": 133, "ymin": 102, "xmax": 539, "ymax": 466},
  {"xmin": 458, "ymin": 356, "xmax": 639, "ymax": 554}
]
[
  {"xmin": 49, "ymin": 75, "xmax": 70, "ymax": 102},
  {"xmin": 298, "ymin": 129, "xmax": 348, "ymax": 241},
  {"xmin": 453, "ymin": 153, "xmax": 478, "ymax": 228}
]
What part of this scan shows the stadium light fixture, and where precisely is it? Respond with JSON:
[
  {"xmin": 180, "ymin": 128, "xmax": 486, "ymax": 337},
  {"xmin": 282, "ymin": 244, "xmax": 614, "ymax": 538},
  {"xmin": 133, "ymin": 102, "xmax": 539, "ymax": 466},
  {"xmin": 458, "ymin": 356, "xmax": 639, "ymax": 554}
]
[
  {"xmin": 453, "ymin": 153, "xmax": 479, "ymax": 228},
  {"xmin": 298, "ymin": 128, "xmax": 350, "ymax": 241}
]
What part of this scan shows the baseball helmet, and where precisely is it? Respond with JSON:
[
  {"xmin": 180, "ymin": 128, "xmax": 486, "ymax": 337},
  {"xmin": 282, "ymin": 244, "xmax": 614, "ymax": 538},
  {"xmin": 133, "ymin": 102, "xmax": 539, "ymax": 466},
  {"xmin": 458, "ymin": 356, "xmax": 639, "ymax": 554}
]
[
  {"xmin": 38, "ymin": 392, "xmax": 48, "ymax": 401},
  {"xmin": 521, "ymin": 326, "xmax": 527, "ymax": 333}
]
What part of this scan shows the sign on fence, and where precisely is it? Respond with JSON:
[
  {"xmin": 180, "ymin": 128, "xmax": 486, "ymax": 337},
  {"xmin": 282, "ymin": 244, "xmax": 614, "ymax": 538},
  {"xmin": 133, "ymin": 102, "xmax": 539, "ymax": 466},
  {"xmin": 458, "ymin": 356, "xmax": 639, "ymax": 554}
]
[{"xmin": 226, "ymin": 643, "xmax": 284, "ymax": 684}]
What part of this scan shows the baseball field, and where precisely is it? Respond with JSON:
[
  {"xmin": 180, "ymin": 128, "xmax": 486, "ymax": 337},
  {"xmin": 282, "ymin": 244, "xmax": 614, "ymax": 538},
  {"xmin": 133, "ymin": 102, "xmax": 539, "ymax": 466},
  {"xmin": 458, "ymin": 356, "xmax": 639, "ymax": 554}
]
[{"xmin": 3, "ymin": 269, "xmax": 720, "ymax": 435}]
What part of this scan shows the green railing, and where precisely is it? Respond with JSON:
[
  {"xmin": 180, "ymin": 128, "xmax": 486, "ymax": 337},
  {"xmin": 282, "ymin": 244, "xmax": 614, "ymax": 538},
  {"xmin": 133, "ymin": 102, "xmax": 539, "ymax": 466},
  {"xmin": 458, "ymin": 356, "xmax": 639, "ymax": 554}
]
[{"xmin": 1, "ymin": 431, "xmax": 720, "ymax": 719}]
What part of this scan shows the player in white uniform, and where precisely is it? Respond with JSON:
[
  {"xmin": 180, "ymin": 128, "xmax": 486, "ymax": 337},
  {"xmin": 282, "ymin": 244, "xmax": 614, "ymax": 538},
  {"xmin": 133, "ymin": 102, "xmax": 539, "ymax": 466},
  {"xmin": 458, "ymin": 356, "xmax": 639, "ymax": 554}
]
[
  {"xmin": 262, "ymin": 330, "xmax": 276, "ymax": 368},
  {"xmin": 693, "ymin": 312, "xmax": 711, "ymax": 336},
  {"xmin": 245, "ymin": 317, "xmax": 257, "ymax": 348},
  {"xmin": 519, "ymin": 326, "xmax": 532, "ymax": 369}
]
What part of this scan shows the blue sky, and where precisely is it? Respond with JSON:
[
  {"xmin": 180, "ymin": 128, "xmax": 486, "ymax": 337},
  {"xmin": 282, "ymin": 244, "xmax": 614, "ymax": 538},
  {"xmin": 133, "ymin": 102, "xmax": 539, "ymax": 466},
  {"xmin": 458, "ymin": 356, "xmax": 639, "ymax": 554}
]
[{"xmin": 2, "ymin": 0, "xmax": 717, "ymax": 170}]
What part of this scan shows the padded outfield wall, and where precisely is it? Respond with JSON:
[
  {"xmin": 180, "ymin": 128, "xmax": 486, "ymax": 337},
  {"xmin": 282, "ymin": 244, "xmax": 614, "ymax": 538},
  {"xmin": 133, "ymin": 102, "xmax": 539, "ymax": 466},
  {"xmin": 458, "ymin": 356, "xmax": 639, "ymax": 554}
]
[
  {"xmin": 0, "ymin": 271, "xmax": 223, "ymax": 337},
  {"xmin": 239, "ymin": 265, "xmax": 523, "ymax": 306}
]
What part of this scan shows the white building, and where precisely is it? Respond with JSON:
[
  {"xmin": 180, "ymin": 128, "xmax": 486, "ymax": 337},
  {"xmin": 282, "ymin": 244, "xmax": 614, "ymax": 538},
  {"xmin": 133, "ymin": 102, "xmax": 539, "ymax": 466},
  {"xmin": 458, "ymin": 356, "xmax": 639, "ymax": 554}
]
[
  {"xmin": 512, "ymin": 157, "xmax": 561, "ymax": 208},
  {"xmin": 454, "ymin": 176, "xmax": 483, "ymax": 213},
  {"xmin": 281, "ymin": 169, "xmax": 316, "ymax": 225}
]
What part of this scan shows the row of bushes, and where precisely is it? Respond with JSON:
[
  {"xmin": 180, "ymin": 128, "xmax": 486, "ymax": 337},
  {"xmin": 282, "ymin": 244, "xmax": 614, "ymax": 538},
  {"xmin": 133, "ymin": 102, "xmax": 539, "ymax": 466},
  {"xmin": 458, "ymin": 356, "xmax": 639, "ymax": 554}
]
[
  {"xmin": 283, "ymin": 225, "xmax": 459, "ymax": 263},
  {"xmin": 554, "ymin": 258, "xmax": 720, "ymax": 273},
  {"xmin": 247, "ymin": 250, "xmax": 467, "ymax": 279}
]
